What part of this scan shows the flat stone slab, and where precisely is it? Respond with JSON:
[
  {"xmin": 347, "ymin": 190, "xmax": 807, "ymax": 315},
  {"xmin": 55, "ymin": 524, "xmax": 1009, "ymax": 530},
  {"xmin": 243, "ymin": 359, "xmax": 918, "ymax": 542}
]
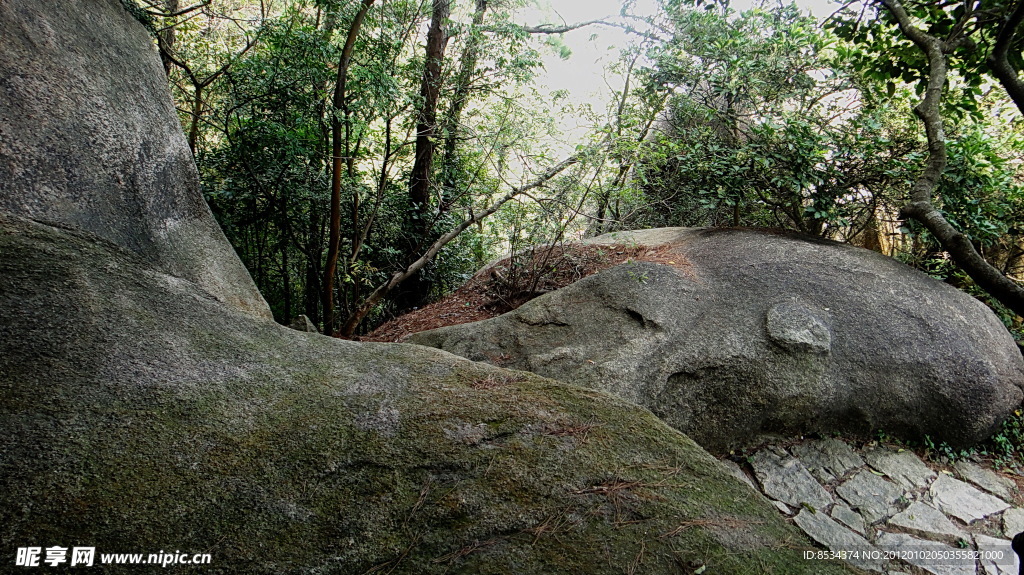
[
  {"xmin": 793, "ymin": 509, "xmax": 886, "ymax": 572},
  {"xmin": 888, "ymin": 501, "xmax": 964, "ymax": 543},
  {"xmin": 954, "ymin": 460, "xmax": 1017, "ymax": 501},
  {"xmin": 831, "ymin": 503, "xmax": 866, "ymax": 535},
  {"xmin": 792, "ymin": 438, "xmax": 865, "ymax": 484},
  {"xmin": 864, "ymin": 447, "xmax": 936, "ymax": 490},
  {"xmin": 720, "ymin": 458, "xmax": 758, "ymax": 491},
  {"xmin": 836, "ymin": 470, "xmax": 903, "ymax": 524},
  {"xmin": 1002, "ymin": 507, "xmax": 1024, "ymax": 538},
  {"xmin": 772, "ymin": 500, "xmax": 794, "ymax": 515},
  {"xmin": 750, "ymin": 449, "xmax": 832, "ymax": 511},
  {"xmin": 930, "ymin": 473, "xmax": 1010, "ymax": 524},
  {"xmin": 875, "ymin": 532, "xmax": 974, "ymax": 575},
  {"xmin": 975, "ymin": 534, "xmax": 1017, "ymax": 575}
]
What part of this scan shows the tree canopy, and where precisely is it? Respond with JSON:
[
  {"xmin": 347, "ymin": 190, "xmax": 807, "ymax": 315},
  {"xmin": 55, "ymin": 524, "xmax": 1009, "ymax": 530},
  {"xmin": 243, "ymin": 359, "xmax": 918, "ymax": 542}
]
[{"xmin": 142, "ymin": 0, "xmax": 1024, "ymax": 339}]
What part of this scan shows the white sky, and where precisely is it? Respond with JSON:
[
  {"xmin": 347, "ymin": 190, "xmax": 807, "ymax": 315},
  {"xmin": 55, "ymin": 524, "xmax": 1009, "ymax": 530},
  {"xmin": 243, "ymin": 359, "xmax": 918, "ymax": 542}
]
[{"xmin": 521, "ymin": 0, "xmax": 842, "ymax": 132}]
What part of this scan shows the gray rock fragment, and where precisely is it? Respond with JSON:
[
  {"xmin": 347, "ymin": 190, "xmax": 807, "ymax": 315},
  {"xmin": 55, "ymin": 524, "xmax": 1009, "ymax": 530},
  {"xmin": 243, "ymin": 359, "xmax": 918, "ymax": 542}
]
[
  {"xmin": 954, "ymin": 461, "xmax": 1017, "ymax": 501},
  {"xmin": 719, "ymin": 458, "xmax": 757, "ymax": 491},
  {"xmin": 975, "ymin": 534, "xmax": 1017, "ymax": 575},
  {"xmin": 831, "ymin": 503, "xmax": 867, "ymax": 535},
  {"xmin": 792, "ymin": 438, "xmax": 865, "ymax": 484},
  {"xmin": 863, "ymin": 447, "xmax": 936, "ymax": 490},
  {"xmin": 794, "ymin": 509, "xmax": 886, "ymax": 572},
  {"xmin": 767, "ymin": 300, "xmax": 832, "ymax": 354},
  {"xmin": 836, "ymin": 470, "xmax": 903, "ymax": 524},
  {"xmin": 888, "ymin": 502, "xmax": 964, "ymax": 543},
  {"xmin": 875, "ymin": 532, "xmax": 974, "ymax": 575},
  {"xmin": 288, "ymin": 315, "xmax": 318, "ymax": 333},
  {"xmin": 1002, "ymin": 507, "xmax": 1024, "ymax": 538},
  {"xmin": 751, "ymin": 449, "xmax": 833, "ymax": 511},
  {"xmin": 930, "ymin": 474, "xmax": 1010, "ymax": 524},
  {"xmin": 773, "ymin": 500, "xmax": 795, "ymax": 515}
]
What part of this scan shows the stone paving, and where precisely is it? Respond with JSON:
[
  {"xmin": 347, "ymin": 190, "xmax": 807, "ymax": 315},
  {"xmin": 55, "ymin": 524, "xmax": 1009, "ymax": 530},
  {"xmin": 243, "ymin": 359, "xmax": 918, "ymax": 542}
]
[{"xmin": 726, "ymin": 438, "xmax": 1024, "ymax": 574}]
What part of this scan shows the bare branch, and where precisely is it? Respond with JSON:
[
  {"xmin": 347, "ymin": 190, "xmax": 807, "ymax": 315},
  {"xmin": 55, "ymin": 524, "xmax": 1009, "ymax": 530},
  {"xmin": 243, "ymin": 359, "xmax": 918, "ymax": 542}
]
[
  {"xmin": 339, "ymin": 153, "xmax": 583, "ymax": 337},
  {"xmin": 521, "ymin": 19, "xmax": 610, "ymax": 34},
  {"xmin": 146, "ymin": 0, "xmax": 210, "ymax": 18},
  {"xmin": 512, "ymin": 17, "xmax": 664, "ymax": 42}
]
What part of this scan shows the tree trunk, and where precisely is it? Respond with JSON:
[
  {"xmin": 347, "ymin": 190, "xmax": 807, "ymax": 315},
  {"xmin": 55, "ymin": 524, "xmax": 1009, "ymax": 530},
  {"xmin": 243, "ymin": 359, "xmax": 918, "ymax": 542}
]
[
  {"xmin": 408, "ymin": 0, "xmax": 451, "ymax": 223},
  {"xmin": 280, "ymin": 195, "xmax": 292, "ymax": 323},
  {"xmin": 881, "ymin": 0, "xmax": 1024, "ymax": 316},
  {"xmin": 391, "ymin": 0, "xmax": 452, "ymax": 312},
  {"xmin": 321, "ymin": 0, "xmax": 375, "ymax": 336},
  {"xmin": 305, "ymin": 207, "xmax": 322, "ymax": 324},
  {"xmin": 158, "ymin": 0, "xmax": 179, "ymax": 75},
  {"xmin": 187, "ymin": 83, "xmax": 203, "ymax": 154},
  {"xmin": 339, "ymin": 153, "xmax": 582, "ymax": 337},
  {"xmin": 438, "ymin": 0, "xmax": 488, "ymax": 211}
]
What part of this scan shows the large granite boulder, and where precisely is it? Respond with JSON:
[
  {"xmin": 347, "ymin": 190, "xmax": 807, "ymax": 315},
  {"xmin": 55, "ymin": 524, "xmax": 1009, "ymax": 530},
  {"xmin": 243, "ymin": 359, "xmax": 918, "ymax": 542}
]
[
  {"xmin": 0, "ymin": 0, "xmax": 270, "ymax": 320},
  {"xmin": 1, "ymin": 214, "xmax": 855, "ymax": 574},
  {"xmin": 410, "ymin": 228, "xmax": 1024, "ymax": 451},
  {"xmin": 0, "ymin": 1, "xmax": 857, "ymax": 573}
]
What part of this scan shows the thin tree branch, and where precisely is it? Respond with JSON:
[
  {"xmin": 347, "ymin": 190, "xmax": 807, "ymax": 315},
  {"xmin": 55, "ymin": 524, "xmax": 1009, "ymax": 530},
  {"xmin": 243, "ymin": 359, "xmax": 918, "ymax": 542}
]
[
  {"xmin": 339, "ymin": 153, "xmax": 583, "ymax": 337},
  {"xmin": 521, "ymin": 19, "xmax": 609, "ymax": 34},
  {"xmin": 322, "ymin": 0, "xmax": 377, "ymax": 336},
  {"xmin": 988, "ymin": 0, "xmax": 1024, "ymax": 114},
  {"xmin": 146, "ymin": 0, "xmax": 209, "ymax": 17}
]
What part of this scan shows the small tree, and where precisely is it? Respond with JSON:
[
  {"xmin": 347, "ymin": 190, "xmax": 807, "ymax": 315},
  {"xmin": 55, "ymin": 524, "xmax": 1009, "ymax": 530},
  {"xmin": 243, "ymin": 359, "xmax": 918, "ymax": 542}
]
[{"xmin": 832, "ymin": 0, "xmax": 1024, "ymax": 316}]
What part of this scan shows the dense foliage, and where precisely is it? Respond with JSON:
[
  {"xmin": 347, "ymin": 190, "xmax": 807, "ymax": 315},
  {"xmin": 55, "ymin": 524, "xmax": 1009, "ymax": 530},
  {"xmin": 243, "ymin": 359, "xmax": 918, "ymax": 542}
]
[
  {"xmin": 154, "ymin": 0, "xmax": 579, "ymax": 334},
  {"xmin": 150, "ymin": 0, "xmax": 1024, "ymax": 339}
]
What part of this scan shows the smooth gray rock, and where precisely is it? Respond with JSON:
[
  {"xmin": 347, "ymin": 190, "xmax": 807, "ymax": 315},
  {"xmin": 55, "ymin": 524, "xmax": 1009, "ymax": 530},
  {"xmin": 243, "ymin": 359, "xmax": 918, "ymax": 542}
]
[
  {"xmin": 930, "ymin": 474, "xmax": 1011, "ymax": 524},
  {"xmin": 975, "ymin": 534, "xmax": 1017, "ymax": 575},
  {"xmin": 792, "ymin": 438, "xmax": 865, "ymax": 484},
  {"xmin": 836, "ymin": 470, "xmax": 903, "ymax": 524},
  {"xmin": 720, "ymin": 458, "xmax": 758, "ymax": 491},
  {"xmin": 831, "ymin": 503, "xmax": 867, "ymax": 535},
  {"xmin": 864, "ymin": 448, "xmax": 937, "ymax": 490},
  {"xmin": 750, "ymin": 449, "xmax": 833, "ymax": 511},
  {"xmin": 773, "ymin": 500, "xmax": 795, "ymax": 515},
  {"xmin": 0, "ymin": 0, "xmax": 270, "ymax": 320},
  {"xmin": 288, "ymin": 314, "xmax": 318, "ymax": 333},
  {"xmin": 1002, "ymin": 507, "xmax": 1024, "ymax": 538},
  {"xmin": 888, "ymin": 502, "xmax": 964, "ymax": 543},
  {"xmin": 411, "ymin": 228, "xmax": 1024, "ymax": 450},
  {"xmin": 954, "ymin": 461, "xmax": 1016, "ymax": 501},
  {"xmin": 793, "ymin": 509, "xmax": 886, "ymax": 572},
  {"xmin": 874, "ymin": 532, "xmax": 974, "ymax": 575}
]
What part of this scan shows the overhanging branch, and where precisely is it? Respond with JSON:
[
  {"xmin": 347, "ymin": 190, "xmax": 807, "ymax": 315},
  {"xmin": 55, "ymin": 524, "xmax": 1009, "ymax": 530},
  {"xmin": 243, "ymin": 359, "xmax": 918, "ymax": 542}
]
[
  {"xmin": 988, "ymin": 0, "xmax": 1024, "ymax": 114},
  {"xmin": 879, "ymin": 0, "xmax": 1024, "ymax": 316},
  {"xmin": 521, "ymin": 19, "xmax": 611, "ymax": 34}
]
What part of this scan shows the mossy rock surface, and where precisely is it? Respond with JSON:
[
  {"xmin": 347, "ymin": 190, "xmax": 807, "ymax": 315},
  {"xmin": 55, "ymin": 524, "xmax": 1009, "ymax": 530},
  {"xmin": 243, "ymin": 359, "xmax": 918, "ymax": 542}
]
[{"xmin": 0, "ymin": 215, "xmax": 858, "ymax": 573}]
